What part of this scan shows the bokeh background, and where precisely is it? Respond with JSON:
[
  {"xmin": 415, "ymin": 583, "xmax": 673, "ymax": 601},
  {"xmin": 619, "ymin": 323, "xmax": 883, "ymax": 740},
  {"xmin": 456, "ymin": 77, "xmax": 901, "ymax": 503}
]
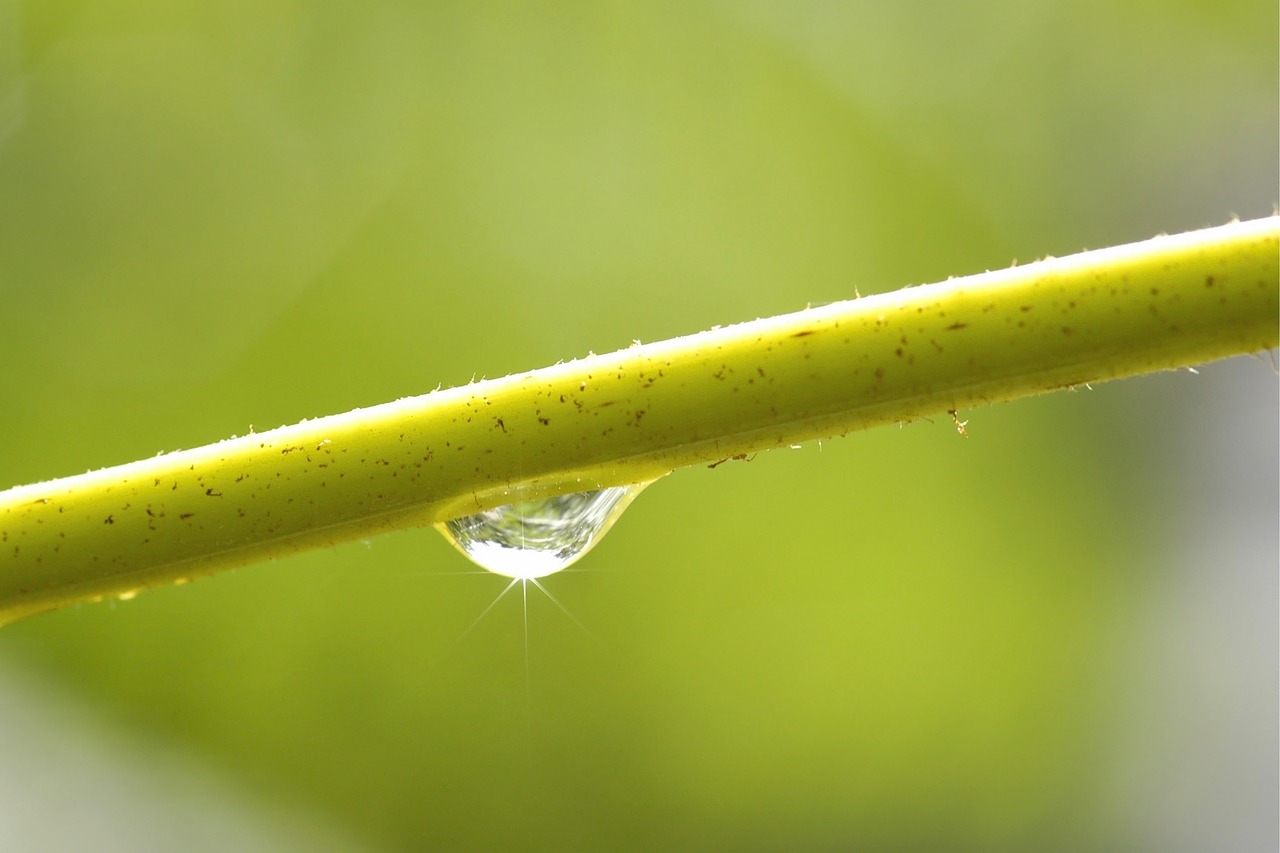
[{"xmin": 1, "ymin": 2, "xmax": 1276, "ymax": 850}]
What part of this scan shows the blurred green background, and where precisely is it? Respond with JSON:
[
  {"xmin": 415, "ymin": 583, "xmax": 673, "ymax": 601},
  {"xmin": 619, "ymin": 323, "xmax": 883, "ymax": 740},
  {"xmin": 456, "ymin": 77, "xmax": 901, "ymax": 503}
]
[{"xmin": 1, "ymin": 2, "xmax": 1276, "ymax": 849}]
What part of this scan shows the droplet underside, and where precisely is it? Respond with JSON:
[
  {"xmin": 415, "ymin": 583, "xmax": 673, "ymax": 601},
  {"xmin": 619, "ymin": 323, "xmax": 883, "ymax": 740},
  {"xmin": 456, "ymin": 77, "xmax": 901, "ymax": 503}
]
[{"xmin": 439, "ymin": 485, "xmax": 643, "ymax": 579}]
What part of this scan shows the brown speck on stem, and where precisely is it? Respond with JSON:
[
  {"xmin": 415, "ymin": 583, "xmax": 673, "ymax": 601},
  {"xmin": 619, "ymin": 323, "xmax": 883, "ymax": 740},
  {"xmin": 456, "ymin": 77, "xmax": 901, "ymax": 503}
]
[{"xmin": 708, "ymin": 453, "xmax": 752, "ymax": 469}]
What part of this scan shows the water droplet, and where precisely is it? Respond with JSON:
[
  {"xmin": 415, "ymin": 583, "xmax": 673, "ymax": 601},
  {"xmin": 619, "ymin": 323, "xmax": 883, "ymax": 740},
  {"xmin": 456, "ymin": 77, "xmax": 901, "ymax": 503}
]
[{"xmin": 438, "ymin": 484, "xmax": 646, "ymax": 579}]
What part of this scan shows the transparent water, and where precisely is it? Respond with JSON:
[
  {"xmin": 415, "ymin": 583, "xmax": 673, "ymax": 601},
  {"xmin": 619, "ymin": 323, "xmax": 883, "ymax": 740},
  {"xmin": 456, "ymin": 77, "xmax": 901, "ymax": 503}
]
[{"xmin": 438, "ymin": 485, "xmax": 644, "ymax": 579}]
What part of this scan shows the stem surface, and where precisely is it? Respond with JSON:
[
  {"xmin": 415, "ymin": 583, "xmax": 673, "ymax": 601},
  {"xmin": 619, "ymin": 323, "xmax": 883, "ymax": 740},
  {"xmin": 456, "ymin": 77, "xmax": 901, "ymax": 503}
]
[{"xmin": 2, "ymin": 218, "xmax": 1276, "ymax": 623}]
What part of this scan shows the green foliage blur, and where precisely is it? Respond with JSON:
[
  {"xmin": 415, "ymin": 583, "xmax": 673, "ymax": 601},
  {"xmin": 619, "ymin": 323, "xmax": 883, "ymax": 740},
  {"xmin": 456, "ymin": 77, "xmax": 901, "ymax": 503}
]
[{"xmin": 1, "ymin": 2, "xmax": 1276, "ymax": 849}]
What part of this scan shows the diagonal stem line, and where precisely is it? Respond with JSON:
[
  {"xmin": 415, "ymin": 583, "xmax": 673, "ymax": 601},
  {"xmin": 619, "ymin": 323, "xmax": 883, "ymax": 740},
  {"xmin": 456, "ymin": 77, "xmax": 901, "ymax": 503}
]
[{"xmin": 0, "ymin": 218, "xmax": 1275, "ymax": 623}]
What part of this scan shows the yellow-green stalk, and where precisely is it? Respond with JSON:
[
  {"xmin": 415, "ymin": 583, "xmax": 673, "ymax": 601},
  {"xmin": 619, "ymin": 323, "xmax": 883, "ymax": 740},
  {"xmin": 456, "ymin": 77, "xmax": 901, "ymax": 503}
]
[{"xmin": 2, "ymin": 218, "xmax": 1276, "ymax": 624}]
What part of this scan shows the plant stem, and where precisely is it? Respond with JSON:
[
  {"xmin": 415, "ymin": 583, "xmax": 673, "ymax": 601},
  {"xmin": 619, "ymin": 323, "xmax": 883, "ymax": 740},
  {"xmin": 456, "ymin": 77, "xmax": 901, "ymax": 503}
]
[{"xmin": 2, "ymin": 218, "xmax": 1276, "ymax": 624}]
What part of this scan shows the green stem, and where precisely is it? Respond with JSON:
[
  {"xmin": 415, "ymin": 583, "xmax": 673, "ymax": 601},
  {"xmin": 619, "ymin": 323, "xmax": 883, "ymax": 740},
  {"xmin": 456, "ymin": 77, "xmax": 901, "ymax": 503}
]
[{"xmin": 2, "ymin": 218, "xmax": 1276, "ymax": 624}]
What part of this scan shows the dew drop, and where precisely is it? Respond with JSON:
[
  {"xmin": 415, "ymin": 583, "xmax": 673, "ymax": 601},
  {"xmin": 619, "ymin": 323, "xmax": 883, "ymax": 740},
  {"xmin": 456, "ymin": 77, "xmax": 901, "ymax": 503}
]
[{"xmin": 438, "ymin": 484, "xmax": 646, "ymax": 579}]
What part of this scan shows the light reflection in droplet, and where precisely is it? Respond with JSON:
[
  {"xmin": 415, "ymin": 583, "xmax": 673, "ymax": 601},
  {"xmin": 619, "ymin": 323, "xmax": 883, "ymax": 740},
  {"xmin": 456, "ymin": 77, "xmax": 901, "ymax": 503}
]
[{"xmin": 437, "ymin": 484, "xmax": 645, "ymax": 579}]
